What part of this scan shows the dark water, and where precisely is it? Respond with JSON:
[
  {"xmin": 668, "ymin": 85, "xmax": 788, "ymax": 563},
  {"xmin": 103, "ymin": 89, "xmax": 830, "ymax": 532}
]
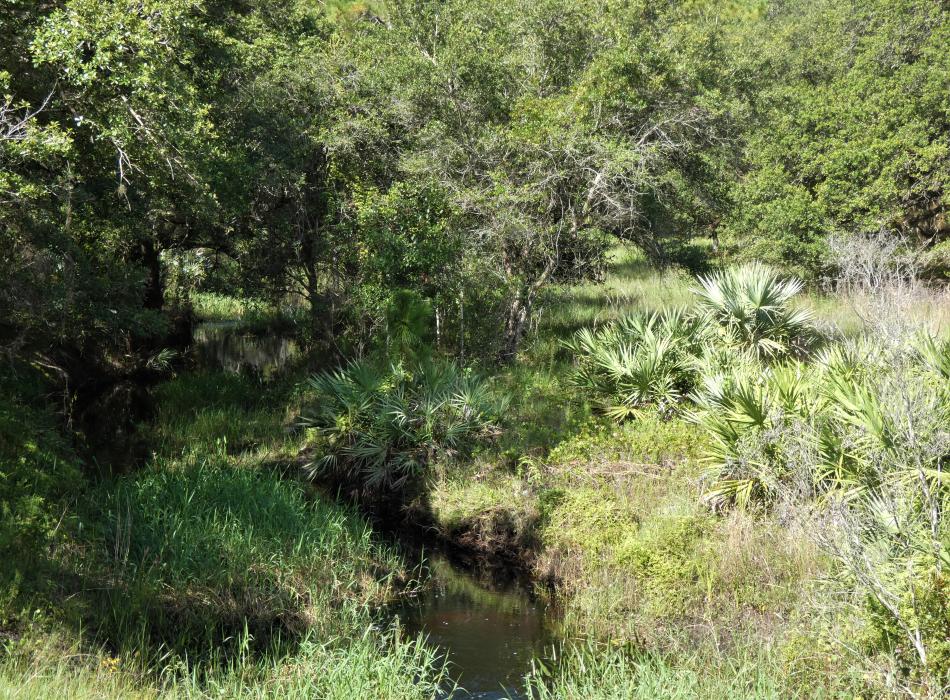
[
  {"xmin": 191, "ymin": 323, "xmax": 561, "ymax": 696},
  {"xmin": 191, "ymin": 321, "xmax": 298, "ymax": 377},
  {"xmin": 390, "ymin": 552, "xmax": 560, "ymax": 699}
]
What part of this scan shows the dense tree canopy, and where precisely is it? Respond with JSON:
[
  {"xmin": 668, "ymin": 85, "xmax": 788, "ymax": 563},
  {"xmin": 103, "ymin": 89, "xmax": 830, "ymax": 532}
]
[
  {"xmin": 1, "ymin": 0, "xmax": 947, "ymax": 374},
  {"xmin": 722, "ymin": 0, "xmax": 950, "ymax": 277}
]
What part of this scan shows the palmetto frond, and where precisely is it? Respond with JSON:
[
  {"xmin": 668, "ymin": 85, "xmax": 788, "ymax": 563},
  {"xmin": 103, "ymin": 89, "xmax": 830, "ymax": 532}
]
[
  {"xmin": 300, "ymin": 358, "xmax": 503, "ymax": 493},
  {"xmin": 565, "ymin": 309, "xmax": 704, "ymax": 419},
  {"xmin": 694, "ymin": 262, "xmax": 815, "ymax": 359},
  {"xmin": 914, "ymin": 331, "xmax": 950, "ymax": 381}
]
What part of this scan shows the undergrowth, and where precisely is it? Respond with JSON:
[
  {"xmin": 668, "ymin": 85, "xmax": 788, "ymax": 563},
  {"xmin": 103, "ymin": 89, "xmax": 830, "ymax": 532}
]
[{"xmin": 0, "ymin": 368, "xmax": 445, "ymax": 699}]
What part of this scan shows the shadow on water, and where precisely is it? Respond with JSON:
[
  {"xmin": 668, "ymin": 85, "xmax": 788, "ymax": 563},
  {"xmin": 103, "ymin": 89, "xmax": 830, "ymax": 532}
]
[
  {"xmin": 191, "ymin": 322, "xmax": 564, "ymax": 697},
  {"xmin": 386, "ymin": 549, "xmax": 562, "ymax": 699},
  {"xmin": 191, "ymin": 321, "xmax": 299, "ymax": 378}
]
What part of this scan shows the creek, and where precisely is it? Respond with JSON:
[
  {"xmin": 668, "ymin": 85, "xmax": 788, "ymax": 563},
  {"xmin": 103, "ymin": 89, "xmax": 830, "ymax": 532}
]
[
  {"xmin": 387, "ymin": 549, "xmax": 560, "ymax": 699},
  {"xmin": 191, "ymin": 320, "xmax": 299, "ymax": 377},
  {"xmin": 192, "ymin": 321, "xmax": 563, "ymax": 698}
]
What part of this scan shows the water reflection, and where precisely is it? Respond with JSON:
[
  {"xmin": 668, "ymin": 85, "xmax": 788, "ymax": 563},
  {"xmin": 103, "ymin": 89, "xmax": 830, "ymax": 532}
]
[
  {"xmin": 392, "ymin": 553, "xmax": 559, "ymax": 699},
  {"xmin": 191, "ymin": 322, "xmax": 298, "ymax": 378}
]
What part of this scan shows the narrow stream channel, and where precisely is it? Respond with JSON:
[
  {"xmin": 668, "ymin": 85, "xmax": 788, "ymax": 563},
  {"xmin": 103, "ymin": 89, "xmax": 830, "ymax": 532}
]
[
  {"xmin": 389, "ymin": 550, "xmax": 560, "ymax": 699},
  {"xmin": 191, "ymin": 321, "xmax": 299, "ymax": 378},
  {"xmin": 192, "ymin": 322, "xmax": 562, "ymax": 698}
]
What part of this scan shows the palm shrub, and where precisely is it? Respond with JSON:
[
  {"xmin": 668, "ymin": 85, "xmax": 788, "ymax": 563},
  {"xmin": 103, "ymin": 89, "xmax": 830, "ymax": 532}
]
[
  {"xmin": 812, "ymin": 342, "xmax": 950, "ymax": 685},
  {"xmin": 300, "ymin": 359, "xmax": 503, "ymax": 493},
  {"xmin": 694, "ymin": 262, "xmax": 816, "ymax": 359},
  {"xmin": 688, "ymin": 360, "xmax": 817, "ymax": 508},
  {"xmin": 683, "ymin": 275, "xmax": 950, "ymax": 685},
  {"xmin": 691, "ymin": 337, "xmax": 950, "ymax": 508},
  {"xmin": 689, "ymin": 335, "xmax": 950, "ymax": 685},
  {"xmin": 564, "ymin": 309, "xmax": 705, "ymax": 420}
]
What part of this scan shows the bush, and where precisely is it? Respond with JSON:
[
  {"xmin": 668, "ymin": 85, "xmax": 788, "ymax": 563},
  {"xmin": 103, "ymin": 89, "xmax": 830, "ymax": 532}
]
[
  {"xmin": 693, "ymin": 262, "xmax": 815, "ymax": 359},
  {"xmin": 566, "ymin": 264, "xmax": 818, "ymax": 422},
  {"xmin": 561, "ymin": 249, "xmax": 949, "ymax": 688},
  {"xmin": 0, "ymin": 376, "xmax": 83, "ymax": 621},
  {"xmin": 564, "ymin": 308, "xmax": 705, "ymax": 420},
  {"xmin": 300, "ymin": 359, "xmax": 504, "ymax": 493}
]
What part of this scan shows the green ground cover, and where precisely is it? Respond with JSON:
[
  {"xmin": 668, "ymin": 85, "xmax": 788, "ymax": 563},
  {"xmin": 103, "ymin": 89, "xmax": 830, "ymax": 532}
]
[{"xmin": 0, "ymin": 369, "xmax": 446, "ymax": 699}]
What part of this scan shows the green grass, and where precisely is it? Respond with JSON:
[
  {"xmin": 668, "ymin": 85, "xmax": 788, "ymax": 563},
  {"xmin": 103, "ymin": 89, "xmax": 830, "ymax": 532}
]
[
  {"xmin": 526, "ymin": 645, "xmax": 784, "ymax": 700},
  {"xmin": 530, "ymin": 246, "xmax": 696, "ymax": 365},
  {"xmin": 191, "ymin": 292, "xmax": 251, "ymax": 321},
  {"xmin": 190, "ymin": 292, "xmax": 312, "ymax": 339},
  {"xmin": 536, "ymin": 243, "xmax": 950, "ymax": 347},
  {"xmin": 421, "ymin": 246, "xmax": 872, "ymax": 696},
  {"xmin": 0, "ymin": 628, "xmax": 444, "ymax": 700},
  {"xmin": 0, "ymin": 368, "xmax": 445, "ymax": 699}
]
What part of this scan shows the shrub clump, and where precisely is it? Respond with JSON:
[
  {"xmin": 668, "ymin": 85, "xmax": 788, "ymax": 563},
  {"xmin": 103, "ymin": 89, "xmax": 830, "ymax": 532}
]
[{"xmin": 300, "ymin": 359, "xmax": 504, "ymax": 493}]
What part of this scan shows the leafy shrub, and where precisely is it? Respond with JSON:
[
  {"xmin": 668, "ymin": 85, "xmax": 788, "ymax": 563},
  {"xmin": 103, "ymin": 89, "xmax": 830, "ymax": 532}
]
[
  {"xmin": 564, "ymin": 308, "xmax": 705, "ymax": 420},
  {"xmin": 694, "ymin": 262, "xmax": 815, "ymax": 359},
  {"xmin": 690, "ymin": 335, "xmax": 950, "ymax": 509},
  {"xmin": 566, "ymin": 264, "xmax": 819, "ymax": 422},
  {"xmin": 300, "ymin": 359, "xmax": 504, "ymax": 492},
  {"xmin": 685, "ymin": 330, "xmax": 950, "ymax": 688},
  {"xmin": 0, "ymin": 378, "xmax": 83, "ymax": 620}
]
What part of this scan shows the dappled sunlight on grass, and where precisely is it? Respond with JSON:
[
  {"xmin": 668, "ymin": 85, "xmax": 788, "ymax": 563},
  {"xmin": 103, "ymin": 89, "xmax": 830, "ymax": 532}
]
[{"xmin": 536, "ymin": 246, "xmax": 696, "ymax": 342}]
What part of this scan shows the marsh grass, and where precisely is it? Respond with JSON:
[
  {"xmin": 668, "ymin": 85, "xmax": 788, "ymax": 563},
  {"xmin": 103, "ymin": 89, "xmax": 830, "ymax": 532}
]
[
  {"xmin": 191, "ymin": 292, "xmax": 253, "ymax": 321},
  {"xmin": 0, "ymin": 368, "xmax": 445, "ymax": 699},
  {"xmin": 146, "ymin": 371, "xmax": 295, "ymax": 458},
  {"xmin": 526, "ymin": 644, "xmax": 784, "ymax": 700},
  {"xmin": 0, "ymin": 626, "xmax": 445, "ymax": 700},
  {"xmin": 536, "ymin": 244, "xmax": 949, "ymax": 349}
]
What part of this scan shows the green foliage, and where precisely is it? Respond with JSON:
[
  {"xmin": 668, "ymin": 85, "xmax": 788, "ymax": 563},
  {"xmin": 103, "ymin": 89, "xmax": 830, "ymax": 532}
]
[
  {"xmin": 526, "ymin": 645, "xmax": 783, "ymax": 700},
  {"xmin": 565, "ymin": 309, "xmax": 705, "ymax": 419},
  {"xmin": 691, "ymin": 335, "xmax": 950, "ymax": 509},
  {"xmin": 722, "ymin": 0, "xmax": 950, "ymax": 277},
  {"xmin": 566, "ymin": 263, "xmax": 817, "ymax": 421},
  {"xmin": 542, "ymin": 486, "xmax": 640, "ymax": 558},
  {"xmin": 384, "ymin": 289, "xmax": 434, "ymax": 363},
  {"xmin": 694, "ymin": 263, "xmax": 815, "ymax": 359},
  {"xmin": 301, "ymin": 359, "xmax": 504, "ymax": 492},
  {"xmin": 0, "ymin": 628, "xmax": 443, "ymax": 700},
  {"xmin": 88, "ymin": 460, "xmax": 403, "ymax": 650},
  {"xmin": 545, "ymin": 414, "xmax": 702, "ymax": 468},
  {"xmin": 687, "ymin": 363, "xmax": 815, "ymax": 508},
  {"xmin": 0, "ymin": 374, "xmax": 83, "ymax": 621},
  {"xmin": 0, "ymin": 363, "xmax": 448, "ymax": 698}
]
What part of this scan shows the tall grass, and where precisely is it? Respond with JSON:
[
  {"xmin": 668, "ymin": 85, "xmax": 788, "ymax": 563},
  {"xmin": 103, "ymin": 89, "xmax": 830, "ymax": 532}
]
[
  {"xmin": 0, "ymin": 628, "xmax": 444, "ymax": 700},
  {"xmin": 526, "ymin": 645, "xmax": 782, "ymax": 700},
  {"xmin": 0, "ymin": 369, "xmax": 446, "ymax": 699}
]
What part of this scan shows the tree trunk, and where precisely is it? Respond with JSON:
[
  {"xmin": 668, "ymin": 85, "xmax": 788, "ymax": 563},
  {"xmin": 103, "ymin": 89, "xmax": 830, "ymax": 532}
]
[
  {"xmin": 498, "ymin": 260, "xmax": 556, "ymax": 363},
  {"xmin": 141, "ymin": 240, "xmax": 163, "ymax": 311},
  {"xmin": 500, "ymin": 294, "xmax": 528, "ymax": 363},
  {"xmin": 300, "ymin": 231, "xmax": 327, "ymax": 340}
]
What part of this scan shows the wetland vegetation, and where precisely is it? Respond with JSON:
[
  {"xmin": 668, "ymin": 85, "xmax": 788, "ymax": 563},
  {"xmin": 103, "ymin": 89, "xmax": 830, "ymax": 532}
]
[{"xmin": 2, "ymin": 1, "xmax": 949, "ymax": 698}]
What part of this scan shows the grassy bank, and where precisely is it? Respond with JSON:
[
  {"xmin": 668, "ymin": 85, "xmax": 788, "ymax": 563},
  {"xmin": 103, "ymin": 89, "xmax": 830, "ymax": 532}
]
[
  {"xmin": 0, "ymin": 369, "xmax": 445, "ymax": 699},
  {"xmin": 422, "ymin": 245, "xmax": 949, "ymax": 697},
  {"xmin": 190, "ymin": 292, "xmax": 311, "ymax": 339}
]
